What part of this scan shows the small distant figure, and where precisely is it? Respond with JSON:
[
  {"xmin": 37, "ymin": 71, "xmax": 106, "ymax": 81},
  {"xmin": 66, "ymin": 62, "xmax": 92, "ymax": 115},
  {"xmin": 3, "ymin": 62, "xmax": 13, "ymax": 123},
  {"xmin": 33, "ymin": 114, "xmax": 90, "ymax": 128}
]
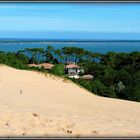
[{"xmin": 20, "ymin": 89, "xmax": 23, "ymax": 94}]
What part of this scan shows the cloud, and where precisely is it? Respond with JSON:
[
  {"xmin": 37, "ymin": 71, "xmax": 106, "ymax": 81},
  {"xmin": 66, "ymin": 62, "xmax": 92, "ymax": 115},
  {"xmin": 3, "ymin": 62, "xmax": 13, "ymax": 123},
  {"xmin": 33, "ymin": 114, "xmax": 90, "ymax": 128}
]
[{"xmin": 0, "ymin": 5, "xmax": 17, "ymax": 8}]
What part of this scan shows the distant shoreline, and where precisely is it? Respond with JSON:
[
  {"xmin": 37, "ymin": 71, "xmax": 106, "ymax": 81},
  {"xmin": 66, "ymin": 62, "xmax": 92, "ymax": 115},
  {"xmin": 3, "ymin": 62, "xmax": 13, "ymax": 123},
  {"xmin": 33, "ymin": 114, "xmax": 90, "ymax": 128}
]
[
  {"xmin": 0, "ymin": 39, "xmax": 139, "ymax": 54},
  {"xmin": 1, "ymin": 38, "xmax": 140, "ymax": 43}
]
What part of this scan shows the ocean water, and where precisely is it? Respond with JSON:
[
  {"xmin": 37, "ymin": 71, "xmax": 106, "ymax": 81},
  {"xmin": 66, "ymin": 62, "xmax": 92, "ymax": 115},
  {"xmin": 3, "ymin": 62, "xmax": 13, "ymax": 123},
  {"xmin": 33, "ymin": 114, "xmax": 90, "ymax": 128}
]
[{"xmin": 0, "ymin": 40, "xmax": 140, "ymax": 54}]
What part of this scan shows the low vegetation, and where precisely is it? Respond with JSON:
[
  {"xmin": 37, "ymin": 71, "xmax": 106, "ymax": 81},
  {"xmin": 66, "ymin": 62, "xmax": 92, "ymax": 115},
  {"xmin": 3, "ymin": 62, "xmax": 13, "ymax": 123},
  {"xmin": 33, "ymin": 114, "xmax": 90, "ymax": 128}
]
[{"xmin": 0, "ymin": 46, "xmax": 140, "ymax": 102}]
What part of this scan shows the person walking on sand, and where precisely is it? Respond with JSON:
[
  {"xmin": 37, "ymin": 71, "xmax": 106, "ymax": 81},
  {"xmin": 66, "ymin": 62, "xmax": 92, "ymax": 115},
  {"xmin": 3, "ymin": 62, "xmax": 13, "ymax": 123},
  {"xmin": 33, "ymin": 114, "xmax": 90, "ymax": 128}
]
[{"xmin": 20, "ymin": 89, "xmax": 23, "ymax": 94}]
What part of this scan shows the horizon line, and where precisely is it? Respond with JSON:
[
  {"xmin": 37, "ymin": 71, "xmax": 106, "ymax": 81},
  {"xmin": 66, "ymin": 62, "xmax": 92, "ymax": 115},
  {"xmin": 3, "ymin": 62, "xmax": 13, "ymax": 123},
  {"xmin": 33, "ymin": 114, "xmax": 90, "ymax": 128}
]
[{"xmin": 0, "ymin": 38, "xmax": 140, "ymax": 41}]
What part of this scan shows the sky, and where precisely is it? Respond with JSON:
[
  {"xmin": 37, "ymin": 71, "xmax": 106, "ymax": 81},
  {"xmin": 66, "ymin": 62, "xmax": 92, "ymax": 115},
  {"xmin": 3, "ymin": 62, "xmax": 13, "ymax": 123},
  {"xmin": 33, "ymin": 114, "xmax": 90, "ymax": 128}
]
[{"xmin": 0, "ymin": 2, "xmax": 140, "ymax": 40}]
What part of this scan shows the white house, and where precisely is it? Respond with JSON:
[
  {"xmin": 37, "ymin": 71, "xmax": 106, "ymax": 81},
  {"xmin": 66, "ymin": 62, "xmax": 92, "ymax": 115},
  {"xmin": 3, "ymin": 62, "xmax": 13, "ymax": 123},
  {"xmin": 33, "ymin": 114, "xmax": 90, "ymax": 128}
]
[{"xmin": 65, "ymin": 63, "xmax": 84, "ymax": 78}]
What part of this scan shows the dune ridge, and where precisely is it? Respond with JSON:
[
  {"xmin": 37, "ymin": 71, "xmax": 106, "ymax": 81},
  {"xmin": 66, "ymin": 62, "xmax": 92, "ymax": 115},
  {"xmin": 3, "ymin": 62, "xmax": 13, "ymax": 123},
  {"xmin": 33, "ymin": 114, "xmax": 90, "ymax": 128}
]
[{"xmin": 0, "ymin": 65, "xmax": 140, "ymax": 137}]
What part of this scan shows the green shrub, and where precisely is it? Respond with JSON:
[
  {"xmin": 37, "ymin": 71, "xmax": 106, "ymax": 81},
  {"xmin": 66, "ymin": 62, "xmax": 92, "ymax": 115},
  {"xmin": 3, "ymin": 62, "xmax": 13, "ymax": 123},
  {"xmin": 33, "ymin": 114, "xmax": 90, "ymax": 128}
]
[
  {"xmin": 91, "ymin": 80, "xmax": 108, "ymax": 96},
  {"xmin": 75, "ymin": 79, "xmax": 92, "ymax": 91},
  {"xmin": 50, "ymin": 64, "xmax": 64, "ymax": 76},
  {"xmin": 108, "ymin": 85, "xmax": 117, "ymax": 98}
]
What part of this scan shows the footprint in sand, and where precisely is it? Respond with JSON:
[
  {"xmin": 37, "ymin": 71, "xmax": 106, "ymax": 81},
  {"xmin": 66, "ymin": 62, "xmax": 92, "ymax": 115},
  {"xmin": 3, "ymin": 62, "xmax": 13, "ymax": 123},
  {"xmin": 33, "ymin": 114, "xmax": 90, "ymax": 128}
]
[
  {"xmin": 22, "ymin": 127, "xmax": 27, "ymax": 136},
  {"xmin": 44, "ymin": 118, "xmax": 52, "ymax": 123},
  {"xmin": 32, "ymin": 113, "xmax": 39, "ymax": 117},
  {"xmin": 5, "ymin": 122, "xmax": 9, "ymax": 126},
  {"xmin": 60, "ymin": 123, "xmax": 76, "ymax": 135},
  {"xmin": 61, "ymin": 127, "xmax": 73, "ymax": 134},
  {"xmin": 66, "ymin": 130, "xmax": 72, "ymax": 134},
  {"xmin": 91, "ymin": 130, "xmax": 98, "ymax": 134},
  {"xmin": 22, "ymin": 132, "xmax": 26, "ymax": 136},
  {"xmin": 75, "ymin": 133, "xmax": 81, "ymax": 138}
]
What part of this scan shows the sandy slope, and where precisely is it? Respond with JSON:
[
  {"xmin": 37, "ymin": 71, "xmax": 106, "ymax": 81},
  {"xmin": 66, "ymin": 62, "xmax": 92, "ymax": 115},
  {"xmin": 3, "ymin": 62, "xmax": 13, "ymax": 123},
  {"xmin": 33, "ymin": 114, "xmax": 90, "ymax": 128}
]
[{"xmin": 0, "ymin": 65, "xmax": 140, "ymax": 137}]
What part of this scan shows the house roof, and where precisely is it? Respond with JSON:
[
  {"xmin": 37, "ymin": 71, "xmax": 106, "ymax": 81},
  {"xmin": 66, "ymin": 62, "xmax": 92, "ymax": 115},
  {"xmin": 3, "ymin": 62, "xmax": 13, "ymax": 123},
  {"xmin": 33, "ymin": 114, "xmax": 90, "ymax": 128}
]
[
  {"xmin": 37, "ymin": 63, "xmax": 54, "ymax": 70},
  {"xmin": 28, "ymin": 64, "xmax": 38, "ymax": 67},
  {"xmin": 66, "ymin": 64, "xmax": 80, "ymax": 69},
  {"xmin": 80, "ymin": 74, "xmax": 94, "ymax": 80},
  {"xmin": 28, "ymin": 63, "xmax": 54, "ymax": 70}
]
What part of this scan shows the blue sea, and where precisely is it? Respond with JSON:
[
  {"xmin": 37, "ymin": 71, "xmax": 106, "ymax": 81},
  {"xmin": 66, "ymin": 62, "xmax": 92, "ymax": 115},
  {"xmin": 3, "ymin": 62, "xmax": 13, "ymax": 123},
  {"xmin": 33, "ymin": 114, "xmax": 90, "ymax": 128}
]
[{"xmin": 0, "ymin": 39, "xmax": 140, "ymax": 54}]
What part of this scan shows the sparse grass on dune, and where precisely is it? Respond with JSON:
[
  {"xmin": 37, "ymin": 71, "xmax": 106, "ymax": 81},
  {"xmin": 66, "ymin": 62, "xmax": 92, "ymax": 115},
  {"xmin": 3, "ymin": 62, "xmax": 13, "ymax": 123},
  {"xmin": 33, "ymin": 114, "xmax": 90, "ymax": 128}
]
[{"xmin": 0, "ymin": 64, "xmax": 94, "ymax": 97}]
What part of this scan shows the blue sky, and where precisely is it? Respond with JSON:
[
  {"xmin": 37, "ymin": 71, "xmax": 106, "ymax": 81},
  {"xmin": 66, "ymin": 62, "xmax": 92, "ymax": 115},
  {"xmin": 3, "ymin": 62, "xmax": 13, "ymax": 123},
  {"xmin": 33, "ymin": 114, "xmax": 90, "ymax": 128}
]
[{"xmin": 0, "ymin": 3, "xmax": 140, "ymax": 40}]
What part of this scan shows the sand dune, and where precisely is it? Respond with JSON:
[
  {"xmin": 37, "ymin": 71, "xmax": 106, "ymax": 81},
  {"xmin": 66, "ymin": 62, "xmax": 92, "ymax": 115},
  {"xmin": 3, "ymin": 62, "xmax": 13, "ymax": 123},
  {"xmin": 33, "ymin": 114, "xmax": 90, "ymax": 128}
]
[{"xmin": 0, "ymin": 65, "xmax": 140, "ymax": 137}]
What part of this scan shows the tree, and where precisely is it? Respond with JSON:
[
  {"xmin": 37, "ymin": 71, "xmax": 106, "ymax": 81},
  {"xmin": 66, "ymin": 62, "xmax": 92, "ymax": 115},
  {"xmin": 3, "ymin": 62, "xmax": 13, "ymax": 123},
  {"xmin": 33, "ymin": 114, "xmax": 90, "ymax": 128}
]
[
  {"xmin": 25, "ymin": 48, "xmax": 44, "ymax": 64},
  {"xmin": 62, "ymin": 47, "xmax": 84, "ymax": 63},
  {"xmin": 84, "ymin": 50, "xmax": 94, "ymax": 62},
  {"xmin": 91, "ymin": 80, "xmax": 108, "ymax": 97},
  {"xmin": 0, "ymin": 51, "xmax": 6, "ymax": 63},
  {"xmin": 100, "ymin": 52, "xmax": 117, "ymax": 68},
  {"xmin": 117, "ymin": 68, "xmax": 132, "ymax": 86},
  {"xmin": 78, "ymin": 61, "xmax": 94, "ymax": 74},
  {"xmin": 129, "ymin": 85, "xmax": 140, "ymax": 101},
  {"xmin": 116, "ymin": 52, "xmax": 131, "ymax": 68},
  {"xmin": 116, "ymin": 81, "xmax": 126, "ymax": 99},
  {"xmin": 73, "ymin": 79, "xmax": 92, "ymax": 92},
  {"xmin": 108, "ymin": 85, "xmax": 116, "ymax": 98},
  {"xmin": 92, "ymin": 52, "xmax": 101, "ymax": 63},
  {"xmin": 62, "ymin": 47, "xmax": 71, "ymax": 63},
  {"xmin": 74, "ymin": 47, "xmax": 84, "ymax": 63},
  {"xmin": 116, "ymin": 81, "xmax": 125, "ymax": 92},
  {"xmin": 130, "ymin": 51, "xmax": 140, "ymax": 71},
  {"xmin": 45, "ymin": 46, "xmax": 54, "ymax": 63},
  {"xmin": 102, "ymin": 66, "xmax": 117, "ymax": 86},
  {"xmin": 54, "ymin": 49, "xmax": 64, "ymax": 63},
  {"xmin": 50, "ymin": 64, "xmax": 64, "ymax": 76},
  {"xmin": 15, "ymin": 52, "xmax": 29, "ymax": 64}
]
